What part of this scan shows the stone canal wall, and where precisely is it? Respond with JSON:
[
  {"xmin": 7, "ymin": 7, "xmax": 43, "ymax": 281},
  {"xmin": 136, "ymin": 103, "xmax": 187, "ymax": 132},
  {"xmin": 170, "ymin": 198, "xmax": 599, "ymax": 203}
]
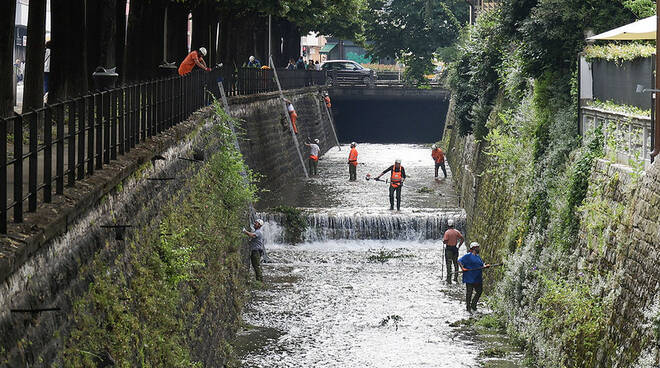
[
  {"xmin": 229, "ymin": 86, "xmax": 337, "ymax": 193},
  {"xmin": 0, "ymin": 87, "xmax": 335, "ymax": 367},
  {"xmin": 445, "ymin": 96, "xmax": 660, "ymax": 367}
]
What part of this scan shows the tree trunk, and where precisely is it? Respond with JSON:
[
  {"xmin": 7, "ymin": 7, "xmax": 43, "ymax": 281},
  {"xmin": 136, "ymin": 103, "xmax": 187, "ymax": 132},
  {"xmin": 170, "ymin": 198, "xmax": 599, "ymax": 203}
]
[
  {"xmin": 125, "ymin": 0, "xmax": 166, "ymax": 81},
  {"xmin": 99, "ymin": 0, "xmax": 117, "ymax": 69},
  {"xmin": 0, "ymin": 0, "xmax": 16, "ymax": 117},
  {"xmin": 51, "ymin": 0, "xmax": 88, "ymax": 100},
  {"xmin": 115, "ymin": 0, "xmax": 127, "ymax": 84},
  {"xmin": 191, "ymin": 5, "xmax": 210, "ymax": 54},
  {"xmin": 23, "ymin": 0, "xmax": 47, "ymax": 112},
  {"xmin": 282, "ymin": 21, "xmax": 301, "ymax": 65},
  {"xmin": 167, "ymin": 3, "xmax": 189, "ymax": 65},
  {"xmin": 209, "ymin": 19, "xmax": 218, "ymax": 66}
]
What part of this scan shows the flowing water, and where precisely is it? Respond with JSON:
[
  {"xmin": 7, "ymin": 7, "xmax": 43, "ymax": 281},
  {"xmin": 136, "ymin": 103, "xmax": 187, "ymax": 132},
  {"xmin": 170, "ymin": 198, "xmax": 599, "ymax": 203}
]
[{"xmin": 236, "ymin": 144, "xmax": 523, "ymax": 367}]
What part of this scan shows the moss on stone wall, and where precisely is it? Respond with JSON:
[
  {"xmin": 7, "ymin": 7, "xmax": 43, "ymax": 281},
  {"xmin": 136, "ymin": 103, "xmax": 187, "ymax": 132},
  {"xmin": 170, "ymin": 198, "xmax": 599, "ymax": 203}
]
[{"xmin": 57, "ymin": 102, "xmax": 257, "ymax": 367}]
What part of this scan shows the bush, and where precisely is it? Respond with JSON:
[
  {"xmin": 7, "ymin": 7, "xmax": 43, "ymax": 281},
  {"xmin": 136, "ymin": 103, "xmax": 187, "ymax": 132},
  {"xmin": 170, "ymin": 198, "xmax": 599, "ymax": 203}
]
[{"xmin": 272, "ymin": 205, "xmax": 308, "ymax": 244}]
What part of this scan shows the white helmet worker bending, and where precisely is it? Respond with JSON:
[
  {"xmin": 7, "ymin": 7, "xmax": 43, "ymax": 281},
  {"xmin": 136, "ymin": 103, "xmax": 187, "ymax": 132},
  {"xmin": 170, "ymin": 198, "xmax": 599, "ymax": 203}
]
[{"xmin": 199, "ymin": 47, "xmax": 207, "ymax": 56}]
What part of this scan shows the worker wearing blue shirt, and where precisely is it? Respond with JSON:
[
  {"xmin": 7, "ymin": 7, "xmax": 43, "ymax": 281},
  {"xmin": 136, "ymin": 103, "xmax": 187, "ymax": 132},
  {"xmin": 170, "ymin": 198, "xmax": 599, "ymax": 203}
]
[{"xmin": 458, "ymin": 242, "xmax": 490, "ymax": 313}]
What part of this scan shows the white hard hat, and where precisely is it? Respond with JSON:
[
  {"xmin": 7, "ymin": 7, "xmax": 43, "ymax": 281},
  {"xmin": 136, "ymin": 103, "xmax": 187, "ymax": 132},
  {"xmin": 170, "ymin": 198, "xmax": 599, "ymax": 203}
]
[
  {"xmin": 447, "ymin": 219, "xmax": 454, "ymax": 227},
  {"xmin": 351, "ymin": 142, "xmax": 356, "ymax": 146},
  {"xmin": 199, "ymin": 47, "xmax": 207, "ymax": 56},
  {"xmin": 314, "ymin": 138, "xmax": 320, "ymax": 144},
  {"xmin": 255, "ymin": 219, "xmax": 264, "ymax": 226},
  {"xmin": 249, "ymin": 56, "xmax": 255, "ymax": 62},
  {"xmin": 432, "ymin": 144, "xmax": 437, "ymax": 149},
  {"xmin": 395, "ymin": 159, "xmax": 401, "ymax": 164},
  {"xmin": 469, "ymin": 242, "xmax": 480, "ymax": 249}
]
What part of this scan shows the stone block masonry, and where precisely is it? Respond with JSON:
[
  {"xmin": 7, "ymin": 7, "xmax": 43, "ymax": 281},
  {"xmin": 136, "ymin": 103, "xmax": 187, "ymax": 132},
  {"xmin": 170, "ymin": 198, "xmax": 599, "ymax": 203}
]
[
  {"xmin": 445, "ymin": 89, "xmax": 660, "ymax": 366},
  {"xmin": 228, "ymin": 86, "xmax": 337, "ymax": 194},
  {"xmin": 0, "ymin": 86, "xmax": 337, "ymax": 366}
]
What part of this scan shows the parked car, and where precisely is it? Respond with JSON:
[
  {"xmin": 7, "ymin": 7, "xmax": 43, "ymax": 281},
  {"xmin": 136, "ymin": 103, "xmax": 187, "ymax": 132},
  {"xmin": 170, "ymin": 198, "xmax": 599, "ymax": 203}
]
[{"xmin": 321, "ymin": 60, "xmax": 377, "ymax": 87}]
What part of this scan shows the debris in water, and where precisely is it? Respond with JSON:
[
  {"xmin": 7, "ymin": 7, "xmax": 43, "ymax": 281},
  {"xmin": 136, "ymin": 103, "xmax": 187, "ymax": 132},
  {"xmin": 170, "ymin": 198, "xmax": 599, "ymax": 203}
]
[
  {"xmin": 417, "ymin": 186, "xmax": 433, "ymax": 193},
  {"xmin": 379, "ymin": 314, "xmax": 403, "ymax": 330},
  {"xmin": 367, "ymin": 248, "xmax": 414, "ymax": 263}
]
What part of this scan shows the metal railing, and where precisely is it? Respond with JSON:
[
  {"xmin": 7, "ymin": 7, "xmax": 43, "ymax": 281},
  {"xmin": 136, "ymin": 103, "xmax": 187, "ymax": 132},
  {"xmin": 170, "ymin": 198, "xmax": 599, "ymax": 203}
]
[
  {"xmin": 581, "ymin": 105, "xmax": 652, "ymax": 168},
  {"xmin": 0, "ymin": 67, "xmax": 328, "ymax": 234},
  {"xmin": 217, "ymin": 67, "xmax": 327, "ymax": 96}
]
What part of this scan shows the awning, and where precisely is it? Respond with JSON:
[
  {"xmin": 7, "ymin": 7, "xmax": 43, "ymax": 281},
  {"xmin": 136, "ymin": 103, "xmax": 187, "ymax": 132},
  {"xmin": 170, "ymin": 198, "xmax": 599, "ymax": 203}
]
[
  {"xmin": 320, "ymin": 43, "xmax": 337, "ymax": 54},
  {"xmin": 588, "ymin": 15, "xmax": 656, "ymax": 40}
]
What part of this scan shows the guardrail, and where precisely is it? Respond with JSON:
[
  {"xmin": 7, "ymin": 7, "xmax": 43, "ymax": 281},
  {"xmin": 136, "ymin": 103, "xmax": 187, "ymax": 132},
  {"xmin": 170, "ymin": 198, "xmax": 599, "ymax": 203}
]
[
  {"xmin": 580, "ymin": 105, "xmax": 652, "ymax": 168},
  {"xmin": 0, "ymin": 67, "xmax": 328, "ymax": 234}
]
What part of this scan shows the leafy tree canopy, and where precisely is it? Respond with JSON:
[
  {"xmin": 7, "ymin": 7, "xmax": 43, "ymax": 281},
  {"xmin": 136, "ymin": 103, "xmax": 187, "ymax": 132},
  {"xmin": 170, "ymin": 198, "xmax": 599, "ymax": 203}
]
[
  {"xmin": 361, "ymin": 0, "xmax": 464, "ymax": 83},
  {"xmin": 182, "ymin": 0, "xmax": 366, "ymax": 39},
  {"xmin": 621, "ymin": 0, "xmax": 656, "ymax": 18}
]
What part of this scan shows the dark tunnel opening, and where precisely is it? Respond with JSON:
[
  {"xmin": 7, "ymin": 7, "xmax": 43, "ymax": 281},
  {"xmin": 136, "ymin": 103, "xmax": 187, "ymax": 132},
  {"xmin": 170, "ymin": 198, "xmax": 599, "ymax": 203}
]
[{"xmin": 329, "ymin": 94, "xmax": 449, "ymax": 143}]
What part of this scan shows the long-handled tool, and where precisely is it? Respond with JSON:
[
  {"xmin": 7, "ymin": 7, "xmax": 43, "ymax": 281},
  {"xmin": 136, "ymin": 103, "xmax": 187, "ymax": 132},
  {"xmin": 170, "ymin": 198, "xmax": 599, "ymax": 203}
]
[
  {"xmin": 451, "ymin": 263, "xmax": 503, "ymax": 275},
  {"xmin": 365, "ymin": 173, "xmax": 389, "ymax": 183}
]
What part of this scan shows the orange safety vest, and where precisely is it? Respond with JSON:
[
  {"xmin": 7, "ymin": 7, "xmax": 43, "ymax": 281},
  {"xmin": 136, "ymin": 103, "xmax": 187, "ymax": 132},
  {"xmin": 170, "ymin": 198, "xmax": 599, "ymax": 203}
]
[
  {"xmin": 309, "ymin": 155, "xmax": 318, "ymax": 161},
  {"xmin": 348, "ymin": 148, "xmax": 358, "ymax": 166},
  {"xmin": 391, "ymin": 165, "xmax": 403, "ymax": 188},
  {"xmin": 324, "ymin": 95, "xmax": 332, "ymax": 108},
  {"xmin": 432, "ymin": 148, "xmax": 445, "ymax": 163}
]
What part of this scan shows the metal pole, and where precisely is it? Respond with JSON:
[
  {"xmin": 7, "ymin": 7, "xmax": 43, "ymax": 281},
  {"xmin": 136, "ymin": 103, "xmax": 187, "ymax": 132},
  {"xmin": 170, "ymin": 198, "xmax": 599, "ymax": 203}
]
[
  {"xmin": 268, "ymin": 15, "xmax": 272, "ymax": 68},
  {"xmin": 270, "ymin": 55, "xmax": 309, "ymax": 178},
  {"xmin": 322, "ymin": 94, "xmax": 341, "ymax": 150},
  {"xmin": 653, "ymin": 7, "xmax": 660, "ymax": 162},
  {"xmin": 163, "ymin": 5, "xmax": 168, "ymax": 63},
  {"xmin": 217, "ymin": 80, "xmax": 269, "ymax": 260}
]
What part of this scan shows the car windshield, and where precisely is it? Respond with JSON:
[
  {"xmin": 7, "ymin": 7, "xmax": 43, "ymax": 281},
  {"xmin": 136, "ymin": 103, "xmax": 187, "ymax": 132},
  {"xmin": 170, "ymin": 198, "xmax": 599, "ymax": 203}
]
[{"xmin": 349, "ymin": 63, "xmax": 364, "ymax": 70}]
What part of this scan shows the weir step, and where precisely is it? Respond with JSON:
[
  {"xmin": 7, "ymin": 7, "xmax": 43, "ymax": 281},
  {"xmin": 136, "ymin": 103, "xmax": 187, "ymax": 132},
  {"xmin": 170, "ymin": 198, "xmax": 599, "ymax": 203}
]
[{"xmin": 259, "ymin": 208, "xmax": 466, "ymax": 243}]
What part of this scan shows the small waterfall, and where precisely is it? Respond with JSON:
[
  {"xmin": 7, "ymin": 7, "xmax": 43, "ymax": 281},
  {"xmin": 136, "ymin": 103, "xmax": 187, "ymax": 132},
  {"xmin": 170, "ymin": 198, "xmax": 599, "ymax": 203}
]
[{"xmin": 259, "ymin": 208, "xmax": 466, "ymax": 243}]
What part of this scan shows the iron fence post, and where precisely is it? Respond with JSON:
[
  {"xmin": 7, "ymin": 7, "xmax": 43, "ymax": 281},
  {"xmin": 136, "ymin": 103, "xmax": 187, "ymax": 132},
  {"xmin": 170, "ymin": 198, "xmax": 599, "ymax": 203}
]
[
  {"xmin": 111, "ymin": 89, "xmax": 118, "ymax": 160},
  {"xmin": 77, "ymin": 98, "xmax": 85, "ymax": 180},
  {"xmin": 103, "ymin": 91, "xmax": 111, "ymax": 164},
  {"xmin": 13, "ymin": 114, "xmax": 23, "ymax": 222},
  {"xmin": 0, "ymin": 118, "xmax": 7, "ymax": 232},
  {"xmin": 67, "ymin": 100, "xmax": 76, "ymax": 186},
  {"xmin": 56, "ymin": 104, "xmax": 64, "ymax": 194},
  {"xmin": 28, "ymin": 111, "xmax": 37, "ymax": 211},
  {"xmin": 95, "ymin": 93, "xmax": 103, "ymax": 169},
  {"xmin": 43, "ymin": 107, "xmax": 52, "ymax": 202}
]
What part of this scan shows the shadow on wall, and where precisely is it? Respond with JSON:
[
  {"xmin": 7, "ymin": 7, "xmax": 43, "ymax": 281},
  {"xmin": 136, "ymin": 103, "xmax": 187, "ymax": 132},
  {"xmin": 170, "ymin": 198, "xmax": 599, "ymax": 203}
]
[{"xmin": 331, "ymin": 97, "xmax": 449, "ymax": 143}]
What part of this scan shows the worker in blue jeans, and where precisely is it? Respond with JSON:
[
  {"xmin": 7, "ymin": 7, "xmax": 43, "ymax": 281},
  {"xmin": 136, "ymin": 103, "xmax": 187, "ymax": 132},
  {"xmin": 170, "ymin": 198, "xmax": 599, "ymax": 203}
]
[{"xmin": 458, "ymin": 242, "xmax": 490, "ymax": 313}]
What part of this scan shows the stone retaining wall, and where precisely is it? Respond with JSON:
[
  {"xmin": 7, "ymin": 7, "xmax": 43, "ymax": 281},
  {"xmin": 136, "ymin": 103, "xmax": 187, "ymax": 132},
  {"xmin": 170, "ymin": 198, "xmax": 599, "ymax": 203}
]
[
  {"xmin": 445, "ymin": 92, "xmax": 660, "ymax": 366},
  {"xmin": 0, "ymin": 87, "xmax": 336, "ymax": 366}
]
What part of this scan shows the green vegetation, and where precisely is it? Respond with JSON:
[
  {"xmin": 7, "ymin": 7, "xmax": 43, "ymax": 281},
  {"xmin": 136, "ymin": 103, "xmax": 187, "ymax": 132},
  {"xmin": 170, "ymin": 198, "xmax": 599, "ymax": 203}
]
[
  {"xmin": 536, "ymin": 277, "xmax": 607, "ymax": 367},
  {"xmin": 445, "ymin": 0, "xmax": 645, "ymax": 366},
  {"xmin": 361, "ymin": 0, "xmax": 466, "ymax": 83},
  {"xmin": 59, "ymin": 101, "xmax": 257, "ymax": 367},
  {"xmin": 584, "ymin": 43, "xmax": 655, "ymax": 64},
  {"xmin": 272, "ymin": 205, "xmax": 308, "ymax": 244},
  {"xmin": 587, "ymin": 99, "xmax": 651, "ymax": 117}
]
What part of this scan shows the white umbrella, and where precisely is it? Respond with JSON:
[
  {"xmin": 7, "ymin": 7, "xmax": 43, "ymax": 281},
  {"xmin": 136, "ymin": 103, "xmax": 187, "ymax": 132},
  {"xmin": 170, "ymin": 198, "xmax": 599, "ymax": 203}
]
[{"xmin": 588, "ymin": 15, "xmax": 656, "ymax": 40}]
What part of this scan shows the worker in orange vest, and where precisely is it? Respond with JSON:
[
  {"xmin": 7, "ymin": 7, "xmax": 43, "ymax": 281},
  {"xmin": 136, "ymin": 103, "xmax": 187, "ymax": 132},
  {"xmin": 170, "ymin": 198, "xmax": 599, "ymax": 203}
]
[
  {"xmin": 305, "ymin": 138, "xmax": 320, "ymax": 175},
  {"xmin": 376, "ymin": 159, "xmax": 406, "ymax": 210},
  {"xmin": 323, "ymin": 92, "xmax": 331, "ymax": 108},
  {"xmin": 348, "ymin": 142, "xmax": 358, "ymax": 181},
  {"xmin": 431, "ymin": 144, "xmax": 447, "ymax": 178},
  {"xmin": 283, "ymin": 98, "xmax": 298, "ymax": 134},
  {"xmin": 178, "ymin": 47, "xmax": 211, "ymax": 76}
]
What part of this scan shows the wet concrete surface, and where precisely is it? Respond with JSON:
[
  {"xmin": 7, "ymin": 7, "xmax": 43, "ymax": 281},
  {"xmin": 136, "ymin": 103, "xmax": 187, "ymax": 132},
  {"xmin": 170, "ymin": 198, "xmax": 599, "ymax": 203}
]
[
  {"xmin": 235, "ymin": 241, "xmax": 523, "ymax": 367},
  {"xmin": 257, "ymin": 143, "xmax": 460, "ymax": 211}
]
